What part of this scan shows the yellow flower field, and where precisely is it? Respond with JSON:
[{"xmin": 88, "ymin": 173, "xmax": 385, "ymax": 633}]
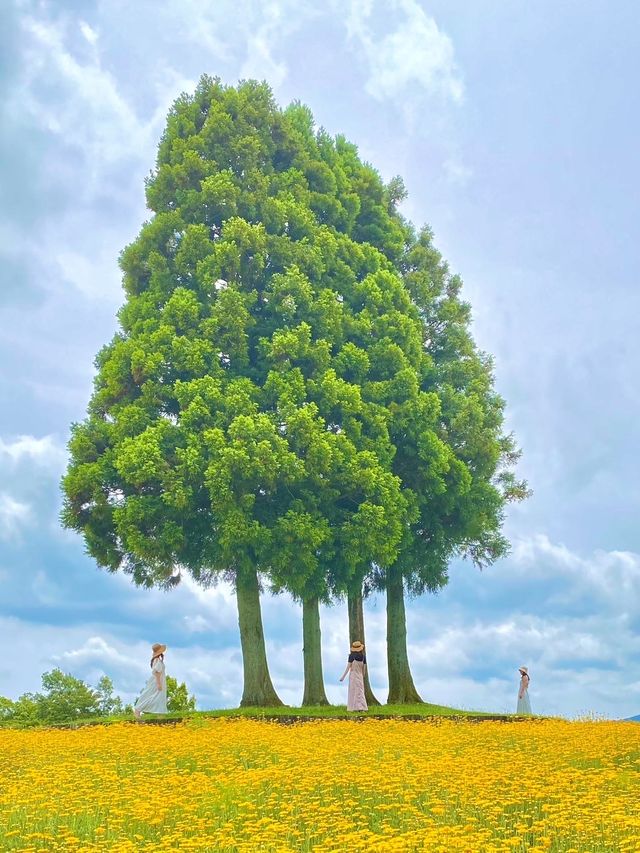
[{"xmin": 2, "ymin": 718, "xmax": 640, "ymax": 852}]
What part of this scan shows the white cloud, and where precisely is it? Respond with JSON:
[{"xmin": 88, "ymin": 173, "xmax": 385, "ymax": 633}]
[
  {"xmin": 18, "ymin": 15, "xmax": 160, "ymax": 173},
  {"xmin": 346, "ymin": 0, "xmax": 463, "ymax": 104},
  {"xmin": 168, "ymin": 0, "xmax": 232, "ymax": 61},
  {"xmin": 51, "ymin": 633, "xmax": 243, "ymax": 708},
  {"xmin": 146, "ymin": 0, "xmax": 314, "ymax": 93},
  {"xmin": 55, "ymin": 249, "xmax": 121, "ymax": 302},
  {"xmin": 0, "ymin": 434, "xmax": 66, "ymax": 469},
  {"xmin": 395, "ymin": 535, "xmax": 640, "ymax": 717},
  {"xmin": 237, "ymin": 0, "xmax": 319, "ymax": 89},
  {"xmin": 0, "ymin": 622, "xmax": 145, "ymax": 701},
  {"xmin": 3, "ymin": 545, "xmax": 640, "ymax": 718},
  {"xmin": 0, "ymin": 493, "xmax": 31, "ymax": 540},
  {"xmin": 0, "ymin": 11, "xmax": 157, "ymax": 349},
  {"xmin": 114, "ymin": 573, "xmax": 240, "ymax": 636},
  {"xmin": 238, "ymin": 1, "xmax": 289, "ymax": 87},
  {"xmin": 510, "ymin": 532, "xmax": 640, "ymax": 607},
  {"xmin": 79, "ymin": 20, "xmax": 98, "ymax": 46},
  {"xmin": 183, "ymin": 614, "xmax": 213, "ymax": 634},
  {"xmin": 400, "ymin": 608, "xmax": 640, "ymax": 718},
  {"xmin": 58, "ymin": 635, "xmax": 139, "ymax": 672},
  {"xmin": 20, "ymin": 19, "xmax": 119, "ymax": 154}
]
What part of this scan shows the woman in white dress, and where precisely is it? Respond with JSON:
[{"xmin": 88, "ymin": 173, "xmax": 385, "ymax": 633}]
[
  {"xmin": 516, "ymin": 666, "xmax": 532, "ymax": 715},
  {"xmin": 134, "ymin": 643, "xmax": 168, "ymax": 719}
]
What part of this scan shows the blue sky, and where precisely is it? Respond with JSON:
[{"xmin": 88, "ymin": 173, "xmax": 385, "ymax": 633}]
[{"xmin": 2, "ymin": 0, "xmax": 640, "ymax": 718}]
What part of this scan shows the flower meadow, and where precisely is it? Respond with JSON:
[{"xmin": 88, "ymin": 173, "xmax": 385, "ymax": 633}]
[{"xmin": 2, "ymin": 718, "xmax": 640, "ymax": 852}]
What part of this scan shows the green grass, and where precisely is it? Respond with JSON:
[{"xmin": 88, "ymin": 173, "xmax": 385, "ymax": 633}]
[
  {"xmin": 0, "ymin": 701, "xmax": 524, "ymax": 730},
  {"xmin": 193, "ymin": 702, "xmax": 501, "ymax": 719}
]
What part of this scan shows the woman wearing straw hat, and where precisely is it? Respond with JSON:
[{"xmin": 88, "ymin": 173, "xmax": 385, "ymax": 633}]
[
  {"xmin": 134, "ymin": 643, "xmax": 168, "ymax": 719},
  {"xmin": 339, "ymin": 641, "xmax": 368, "ymax": 712},
  {"xmin": 517, "ymin": 666, "xmax": 532, "ymax": 715}
]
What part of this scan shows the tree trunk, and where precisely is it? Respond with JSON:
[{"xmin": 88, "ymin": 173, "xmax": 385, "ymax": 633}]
[
  {"xmin": 301, "ymin": 596, "xmax": 330, "ymax": 706},
  {"xmin": 386, "ymin": 564, "xmax": 423, "ymax": 704},
  {"xmin": 236, "ymin": 565, "xmax": 284, "ymax": 707},
  {"xmin": 347, "ymin": 588, "xmax": 381, "ymax": 706}
]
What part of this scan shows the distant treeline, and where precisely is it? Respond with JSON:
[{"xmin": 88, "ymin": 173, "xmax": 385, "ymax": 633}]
[{"xmin": 0, "ymin": 669, "xmax": 195, "ymax": 725}]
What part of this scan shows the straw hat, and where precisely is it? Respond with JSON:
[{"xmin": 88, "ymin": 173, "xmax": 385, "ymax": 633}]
[
  {"xmin": 350, "ymin": 641, "xmax": 364, "ymax": 652},
  {"xmin": 151, "ymin": 643, "xmax": 167, "ymax": 657},
  {"xmin": 519, "ymin": 666, "xmax": 528, "ymax": 675}
]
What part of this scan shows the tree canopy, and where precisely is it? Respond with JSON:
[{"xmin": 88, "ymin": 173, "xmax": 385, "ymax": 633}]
[{"xmin": 62, "ymin": 76, "xmax": 527, "ymax": 706}]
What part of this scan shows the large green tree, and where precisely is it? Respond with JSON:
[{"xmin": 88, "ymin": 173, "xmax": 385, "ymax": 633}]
[
  {"xmin": 62, "ymin": 76, "xmax": 526, "ymax": 707},
  {"xmin": 62, "ymin": 78, "xmax": 411, "ymax": 706}
]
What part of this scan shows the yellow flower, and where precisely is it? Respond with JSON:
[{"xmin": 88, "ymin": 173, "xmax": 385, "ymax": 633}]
[{"xmin": 1, "ymin": 718, "xmax": 639, "ymax": 851}]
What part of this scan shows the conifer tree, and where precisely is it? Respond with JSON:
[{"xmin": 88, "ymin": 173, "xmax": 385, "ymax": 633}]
[{"xmin": 62, "ymin": 77, "xmax": 527, "ymax": 706}]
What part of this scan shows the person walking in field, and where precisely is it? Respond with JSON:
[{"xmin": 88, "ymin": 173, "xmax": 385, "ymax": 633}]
[
  {"xmin": 517, "ymin": 666, "xmax": 532, "ymax": 715},
  {"xmin": 340, "ymin": 641, "xmax": 368, "ymax": 712},
  {"xmin": 134, "ymin": 643, "xmax": 168, "ymax": 719}
]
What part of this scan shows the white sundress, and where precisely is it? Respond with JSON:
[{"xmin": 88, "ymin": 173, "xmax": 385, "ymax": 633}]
[
  {"xmin": 516, "ymin": 676, "xmax": 532, "ymax": 715},
  {"xmin": 134, "ymin": 657, "xmax": 168, "ymax": 714}
]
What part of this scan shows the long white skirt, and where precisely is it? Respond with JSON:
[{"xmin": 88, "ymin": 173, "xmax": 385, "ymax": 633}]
[
  {"xmin": 134, "ymin": 662, "xmax": 167, "ymax": 714},
  {"xmin": 517, "ymin": 689, "xmax": 532, "ymax": 715}
]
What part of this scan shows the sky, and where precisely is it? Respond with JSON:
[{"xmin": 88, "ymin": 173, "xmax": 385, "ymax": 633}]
[{"xmin": 2, "ymin": 0, "xmax": 640, "ymax": 718}]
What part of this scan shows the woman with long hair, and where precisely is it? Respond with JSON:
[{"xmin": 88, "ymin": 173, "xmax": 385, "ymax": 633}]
[
  {"xmin": 339, "ymin": 641, "xmax": 368, "ymax": 712},
  {"xmin": 134, "ymin": 643, "xmax": 168, "ymax": 719}
]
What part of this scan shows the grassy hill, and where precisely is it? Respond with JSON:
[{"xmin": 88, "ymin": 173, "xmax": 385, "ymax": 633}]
[{"xmin": 1, "ymin": 701, "xmax": 528, "ymax": 729}]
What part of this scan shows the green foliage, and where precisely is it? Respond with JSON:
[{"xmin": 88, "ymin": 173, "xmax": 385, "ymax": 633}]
[
  {"xmin": 1, "ymin": 673, "xmax": 197, "ymax": 726},
  {"xmin": 0, "ymin": 670, "xmax": 130, "ymax": 725},
  {"xmin": 166, "ymin": 675, "xmax": 197, "ymax": 712},
  {"xmin": 7, "ymin": 694, "xmax": 40, "ymax": 725},
  {"xmin": 62, "ymin": 76, "xmax": 526, "ymax": 617},
  {"xmin": 96, "ymin": 675, "xmax": 124, "ymax": 716},
  {"xmin": 62, "ymin": 77, "xmax": 416, "ymax": 602},
  {"xmin": 0, "ymin": 696, "xmax": 15, "ymax": 720},
  {"xmin": 36, "ymin": 669, "xmax": 101, "ymax": 723}
]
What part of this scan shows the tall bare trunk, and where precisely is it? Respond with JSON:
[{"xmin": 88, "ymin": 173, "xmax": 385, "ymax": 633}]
[
  {"xmin": 302, "ymin": 596, "xmax": 330, "ymax": 706},
  {"xmin": 386, "ymin": 564, "xmax": 422, "ymax": 704},
  {"xmin": 347, "ymin": 587, "xmax": 381, "ymax": 705},
  {"xmin": 236, "ymin": 565, "xmax": 284, "ymax": 707}
]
